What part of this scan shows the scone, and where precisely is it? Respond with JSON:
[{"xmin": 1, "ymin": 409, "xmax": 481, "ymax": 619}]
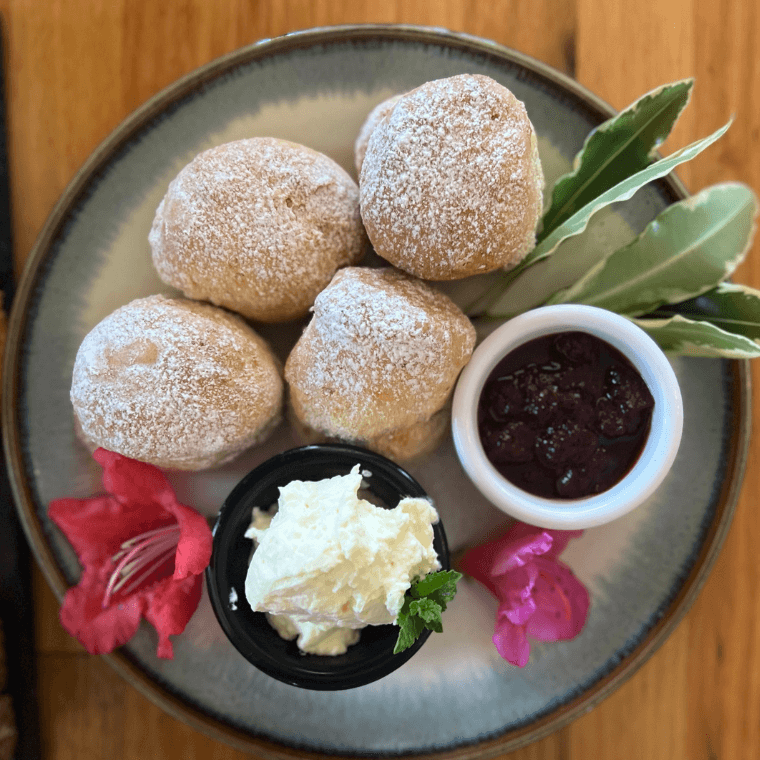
[
  {"xmin": 285, "ymin": 267, "xmax": 476, "ymax": 460},
  {"xmin": 353, "ymin": 93, "xmax": 403, "ymax": 176},
  {"xmin": 289, "ymin": 401, "xmax": 449, "ymax": 462},
  {"xmin": 71, "ymin": 295, "xmax": 283, "ymax": 470},
  {"xmin": 360, "ymin": 74, "xmax": 544, "ymax": 280},
  {"xmin": 150, "ymin": 137, "xmax": 367, "ymax": 322}
]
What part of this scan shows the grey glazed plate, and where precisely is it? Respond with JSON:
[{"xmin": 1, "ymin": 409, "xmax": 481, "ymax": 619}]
[{"xmin": 3, "ymin": 25, "xmax": 750, "ymax": 759}]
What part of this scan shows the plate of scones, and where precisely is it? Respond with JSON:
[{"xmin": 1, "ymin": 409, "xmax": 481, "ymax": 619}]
[{"xmin": 3, "ymin": 25, "xmax": 749, "ymax": 759}]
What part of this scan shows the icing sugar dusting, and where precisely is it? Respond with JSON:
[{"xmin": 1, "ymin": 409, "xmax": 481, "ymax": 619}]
[
  {"xmin": 71, "ymin": 295, "xmax": 283, "ymax": 470},
  {"xmin": 285, "ymin": 268, "xmax": 475, "ymax": 440},
  {"xmin": 359, "ymin": 74, "xmax": 544, "ymax": 280},
  {"xmin": 149, "ymin": 137, "xmax": 366, "ymax": 322},
  {"xmin": 353, "ymin": 93, "xmax": 404, "ymax": 175}
]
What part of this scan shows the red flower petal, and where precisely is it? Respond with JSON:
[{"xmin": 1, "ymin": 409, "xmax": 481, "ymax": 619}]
[
  {"xmin": 165, "ymin": 504, "xmax": 213, "ymax": 580},
  {"xmin": 143, "ymin": 573, "xmax": 203, "ymax": 659},
  {"xmin": 94, "ymin": 448, "xmax": 212, "ymax": 580},
  {"xmin": 49, "ymin": 495, "xmax": 172, "ymax": 564},
  {"xmin": 59, "ymin": 564, "xmax": 144, "ymax": 655},
  {"xmin": 50, "ymin": 450, "xmax": 212, "ymax": 659},
  {"xmin": 95, "ymin": 448, "xmax": 177, "ymax": 509}
]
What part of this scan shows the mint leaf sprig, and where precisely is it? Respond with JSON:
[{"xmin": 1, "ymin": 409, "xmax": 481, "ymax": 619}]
[{"xmin": 393, "ymin": 570, "xmax": 462, "ymax": 655}]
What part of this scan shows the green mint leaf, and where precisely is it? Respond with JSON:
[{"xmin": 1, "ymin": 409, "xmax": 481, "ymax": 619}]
[
  {"xmin": 428, "ymin": 585, "xmax": 457, "ymax": 613},
  {"xmin": 394, "ymin": 611, "xmax": 426, "ymax": 654},
  {"xmin": 409, "ymin": 598, "xmax": 443, "ymax": 632},
  {"xmin": 547, "ymin": 183, "xmax": 758, "ymax": 316},
  {"xmin": 425, "ymin": 575, "xmax": 461, "ymax": 613},
  {"xmin": 411, "ymin": 569, "xmax": 463, "ymax": 598},
  {"xmin": 540, "ymin": 80, "xmax": 693, "ymax": 239},
  {"xmin": 393, "ymin": 570, "xmax": 462, "ymax": 654}
]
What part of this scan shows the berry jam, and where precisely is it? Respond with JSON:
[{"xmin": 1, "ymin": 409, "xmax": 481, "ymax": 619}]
[{"xmin": 477, "ymin": 331, "xmax": 654, "ymax": 499}]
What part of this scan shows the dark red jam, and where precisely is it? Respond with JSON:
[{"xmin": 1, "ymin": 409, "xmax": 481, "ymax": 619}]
[{"xmin": 477, "ymin": 331, "xmax": 655, "ymax": 499}]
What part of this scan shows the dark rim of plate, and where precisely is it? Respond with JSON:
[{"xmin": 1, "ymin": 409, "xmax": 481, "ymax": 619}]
[
  {"xmin": 205, "ymin": 444, "xmax": 450, "ymax": 691},
  {"xmin": 2, "ymin": 23, "xmax": 750, "ymax": 760}
]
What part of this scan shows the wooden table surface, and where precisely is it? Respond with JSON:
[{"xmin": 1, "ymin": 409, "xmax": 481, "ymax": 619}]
[{"xmin": 2, "ymin": 1, "xmax": 758, "ymax": 759}]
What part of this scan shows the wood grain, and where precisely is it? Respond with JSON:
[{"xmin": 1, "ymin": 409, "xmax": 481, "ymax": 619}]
[{"xmin": 1, "ymin": 1, "xmax": 758, "ymax": 759}]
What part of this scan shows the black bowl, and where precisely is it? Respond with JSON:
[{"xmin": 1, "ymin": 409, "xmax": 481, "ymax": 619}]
[{"xmin": 205, "ymin": 444, "xmax": 450, "ymax": 690}]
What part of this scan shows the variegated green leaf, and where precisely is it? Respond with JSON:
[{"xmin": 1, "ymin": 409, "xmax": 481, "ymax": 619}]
[
  {"xmin": 546, "ymin": 183, "xmax": 758, "ymax": 315},
  {"xmin": 632, "ymin": 311, "xmax": 760, "ymax": 358},
  {"xmin": 520, "ymin": 120, "xmax": 731, "ymax": 272},
  {"xmin": 540, "ymin": 79, "xmax": 693, "ymax": 239},
  {"xmin": 649, "ymin": 282, "xmax": 760, "ymax": 340}
]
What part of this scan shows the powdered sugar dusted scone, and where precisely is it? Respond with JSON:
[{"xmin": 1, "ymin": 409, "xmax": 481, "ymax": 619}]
[
  {"xmin": 71, "ymin": 295, "xmax": 283, "ymax": 470},
  {"xmin": 353, "ymin": 93, "xmax": 403, "ymax": 175},
  {"xmin": 149, "ymin": 138, "xmax": 367, "ymax": 323},
  {"xmin": 285, "ymin": 267, "xmax": 476, "ymax": 460},
  {"xmin": 288, "ymin": 399, "xmax": 449, "ymax": 462},
  {"xmin": 360, "ymin": 74, "xmax": 544, "ymax": 280}
]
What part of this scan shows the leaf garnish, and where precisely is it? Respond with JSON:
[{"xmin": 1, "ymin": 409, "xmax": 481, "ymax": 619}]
[
  {"xmin": 632, "ymin": 282, "xmax": 760, "ymax": 357},
  {"xmin": 409, "ymin": 598, "xmax": 443, "ymax": 631},
  {"xmin": 632, "ymin": 312, "xmax": 760, "ymax": 358},
  {"xmin": 658, "ymin": 282, "xmax": 760, "ymax": 339},
  {"xmin": 394, "ymin": 611, "xmax": 425, "ymax": 654},
  {"xmin": 546, "ymin": 183, "xmax": 758, "ymax": 316},
  {"xmin": 540, "ymin": 79, "xmax": 693, "ymax": 240},
  {"xmin": 520, "ymin": 119, "xmax": 731, "ymax": 272},
  {"xmin": 393, "ymin": 570, "xmax": 462, "ymax": 655},
  {"xmin": 465, "ymin": 79, "xmax": 754, "ymax": 360},
  {"xmin": 469, "ymin": 119, "xmax": 733, "ymax": 318}
]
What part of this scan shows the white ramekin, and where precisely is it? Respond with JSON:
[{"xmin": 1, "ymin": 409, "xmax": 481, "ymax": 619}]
[{"xmin": 451, "ymin": 305, "xmax": 683, "ymax": 529}]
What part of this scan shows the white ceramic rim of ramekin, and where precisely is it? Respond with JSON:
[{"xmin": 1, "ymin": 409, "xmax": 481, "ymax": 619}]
[{"xmin": 451, "ymin": 304, "xmax": 684, "ymax": 530}]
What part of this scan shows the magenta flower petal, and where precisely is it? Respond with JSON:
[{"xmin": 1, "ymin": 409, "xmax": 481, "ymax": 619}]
[
  {"xmin": 458, "ymin": 533, "xmax": 507, "ymax": 598},
  {"xmin": 49, "ymin": 449, "xmax": 212, "ymax": 659},
  {"xmin": 498, "ymin": 564, "xmax": 538, "ymax": 625},
  {"xmin": 461, "ymin": 520, "xmax": 590, "ymax": 667},
  {"xmin": 525, "ymin": 557, "xmax": 591, "ymax": 642},
  {"xmin": 493, "ymin": 606, "xmax": 531, "ymax": 667},
  {"xmin": 504, "ymin": 593, "xmax": 538, "ymax": 626},
  {"xmin": 490, "ymin": 531, "xmax": 553, "ymax": 576},
  {"xmin": 543, "ymin": 529, "xmax": 584, "ymax": 560}
]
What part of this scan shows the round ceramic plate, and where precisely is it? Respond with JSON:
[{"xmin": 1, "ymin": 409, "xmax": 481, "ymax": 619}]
[{"xmin": 3, "ymin": 25, "xmax": 749, "ymax": 759}]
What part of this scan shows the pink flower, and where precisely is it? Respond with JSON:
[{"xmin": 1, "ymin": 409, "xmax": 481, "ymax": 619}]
[
  {"xmin": 460, "ymin": 522, "xmax": 589, "ymax": 667},
  {"xmin": 48, "ymin": 449, "xmax": 212, "ymax": 659}
]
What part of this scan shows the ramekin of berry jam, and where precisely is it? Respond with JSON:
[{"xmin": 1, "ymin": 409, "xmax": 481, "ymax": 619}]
[{"xmin": 451, "ymin": 305, "xmax": 683, "ymax": 529}]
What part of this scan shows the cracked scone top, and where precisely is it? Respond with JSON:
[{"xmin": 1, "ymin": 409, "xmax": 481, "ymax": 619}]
[
  {"xmin": 359, "ymin": 74, "xmax": 544, "ymax": 280},
  {"xmin": 285, "ymin": 267, "xmax": 476, "ymax": 456},
  {"xmin": 71, "ymin": 295, "xmax": 283, "ymax": 470},
  {"xmin": 149, "ymin": 137, "xmax": 367, "ymax": 322}
]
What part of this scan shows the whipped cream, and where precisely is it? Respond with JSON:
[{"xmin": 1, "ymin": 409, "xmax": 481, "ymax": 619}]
[{"xmin": 244, "ymin": 464, "xmax": 439, "ymax": 655}]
